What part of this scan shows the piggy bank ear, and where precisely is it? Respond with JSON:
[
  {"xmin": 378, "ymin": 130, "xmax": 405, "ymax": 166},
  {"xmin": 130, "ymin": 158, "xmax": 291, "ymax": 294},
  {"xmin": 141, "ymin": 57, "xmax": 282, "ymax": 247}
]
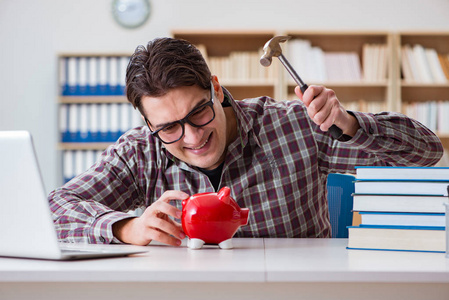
[{"xmin": 217, "ymin": 187, "xmax": 231, "ymax": 205}]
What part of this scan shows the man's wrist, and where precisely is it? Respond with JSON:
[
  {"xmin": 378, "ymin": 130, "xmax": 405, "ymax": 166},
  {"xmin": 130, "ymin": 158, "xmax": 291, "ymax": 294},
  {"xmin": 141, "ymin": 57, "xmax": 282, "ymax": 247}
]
[
  {"xmin": 342, "ymin": 111, "xmax": 360, "ymax": 137},
  {"xmin": 112, "ymin": 217, "xmax": 136, "ymax": 244}
]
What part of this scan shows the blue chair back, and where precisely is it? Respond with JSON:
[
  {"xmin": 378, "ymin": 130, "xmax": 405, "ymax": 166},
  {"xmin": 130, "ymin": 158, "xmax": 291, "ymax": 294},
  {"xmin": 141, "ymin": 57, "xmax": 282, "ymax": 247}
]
[{"xmin": 327, "ymin": 173, "xmax": 356, "ymax": 238}]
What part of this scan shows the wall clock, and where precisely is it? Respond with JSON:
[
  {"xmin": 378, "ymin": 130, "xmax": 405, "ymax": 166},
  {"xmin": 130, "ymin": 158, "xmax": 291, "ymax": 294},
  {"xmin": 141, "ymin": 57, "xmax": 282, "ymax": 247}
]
[{"xmin": 112, "ymin": 0, "xmax": 151, "ymax": 29}]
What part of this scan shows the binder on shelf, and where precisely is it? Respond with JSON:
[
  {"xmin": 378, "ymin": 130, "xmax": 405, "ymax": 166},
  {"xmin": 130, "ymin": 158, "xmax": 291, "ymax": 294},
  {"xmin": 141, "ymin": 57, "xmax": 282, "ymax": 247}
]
[
  {"xmin": 90, "ymin": 104, "xmax": 100, "ymax": 142},
  {"xmin": 98, "ymin": 56, "xmax": 109, "ymax": 96},
  {"xmin": 119, "ymin": 103, "xmax": 130, "ymax": 136},
  {"xmin": 108, "ymin": 57, "xmax": 119, "ymax": 96},
  {"xmin": 66, "ymin": 57, "xmax": 77, "ymax": 96},
  {"xmin": 88, "ymin": 56, "xmax": 98, "ymax": 95},
  {"xmin": 79, "ymin": 104, "xmax": 89, "ymax": 142},
  {"xmin": 63, "ymin": 150, "xmax": 74, "ymax": 183},
  {"xmin": 59, "ymin": 57, "xmax": 67, "ymax": 96},
  {"xmin": 99, "ymin": 103, "xmax": 110, "ymax": 142},
  {"xmin": 119, "ymin": 56, "xmax": 129, "ymax": 95},
  {"xmin": 68, "ymin": 104, "xmax": 79, "ymax": 142},
  {"xmin": 110, "ymin": 103, "xmax": 121, "ymax": 142},
  {"xmin": 74, "ymin": 150, "xmax": 84, "ymax": 179},
  {"xmin": 78, "ymin": 57, "xmax": 88, "ymax": 95},
  {"xmin": 59, "ymin": 104, "xmax": 69, "ymax": 142}
]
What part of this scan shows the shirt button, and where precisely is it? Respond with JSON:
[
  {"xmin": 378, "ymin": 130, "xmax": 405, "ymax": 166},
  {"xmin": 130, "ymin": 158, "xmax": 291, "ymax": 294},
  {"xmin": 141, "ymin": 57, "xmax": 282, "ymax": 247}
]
[{"xmin": 99, "ymin": 237, "xmax": 106, "ymax": 243}]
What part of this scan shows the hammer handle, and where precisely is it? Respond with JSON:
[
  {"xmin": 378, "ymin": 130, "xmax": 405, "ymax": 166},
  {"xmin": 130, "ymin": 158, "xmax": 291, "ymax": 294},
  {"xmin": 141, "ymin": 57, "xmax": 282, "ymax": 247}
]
[{"xmin": 279, "ymin": 55, "xmax": 343, "ymax": 139}]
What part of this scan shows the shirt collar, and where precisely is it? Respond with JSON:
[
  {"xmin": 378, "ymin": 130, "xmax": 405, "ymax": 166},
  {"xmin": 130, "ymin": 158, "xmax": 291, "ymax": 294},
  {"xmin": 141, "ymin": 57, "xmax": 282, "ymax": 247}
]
[{"xmin": 223, "ymin": 86, "xmax": 262, "ymax": 148}]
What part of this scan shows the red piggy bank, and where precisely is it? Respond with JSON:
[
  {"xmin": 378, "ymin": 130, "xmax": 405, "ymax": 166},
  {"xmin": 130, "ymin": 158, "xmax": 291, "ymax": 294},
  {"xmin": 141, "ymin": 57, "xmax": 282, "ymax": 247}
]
[{"xmin": 181, "ymin": 186, "xmax": 249, "ymax": 249}]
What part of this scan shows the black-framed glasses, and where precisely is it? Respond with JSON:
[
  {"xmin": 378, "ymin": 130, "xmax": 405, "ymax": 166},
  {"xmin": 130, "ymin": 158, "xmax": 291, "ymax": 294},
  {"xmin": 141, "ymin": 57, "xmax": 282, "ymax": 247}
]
[{"xmin": 145, "ymin": 83, "xmax": 216, "ymax": 144}]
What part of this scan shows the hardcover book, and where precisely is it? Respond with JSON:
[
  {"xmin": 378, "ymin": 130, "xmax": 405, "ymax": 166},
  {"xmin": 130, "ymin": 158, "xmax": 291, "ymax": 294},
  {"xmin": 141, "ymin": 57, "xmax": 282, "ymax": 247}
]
[
  {"xmin": 355, "ymin": 166, "xmax": 449, "ymax": 180},
  {"xmin": 359, "ymin": 212, "xmax": 445, "ymax": 227},
  {"xmin": 352, "ymin": 194, "xmax": 449, "ymax": 213},
  {"xmin": 347, "ymin": 225, "xmax": 445, "ymax": 253},
  {"xmin": 354, "ymin": 180, "xmax": 449, "ymax": 196}
]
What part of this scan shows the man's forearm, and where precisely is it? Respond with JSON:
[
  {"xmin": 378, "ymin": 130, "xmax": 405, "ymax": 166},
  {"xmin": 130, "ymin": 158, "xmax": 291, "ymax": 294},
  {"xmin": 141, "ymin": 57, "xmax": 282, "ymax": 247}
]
[{"xmin": 344, "ymin": 111, "xmax": 443, "ymax": 166}]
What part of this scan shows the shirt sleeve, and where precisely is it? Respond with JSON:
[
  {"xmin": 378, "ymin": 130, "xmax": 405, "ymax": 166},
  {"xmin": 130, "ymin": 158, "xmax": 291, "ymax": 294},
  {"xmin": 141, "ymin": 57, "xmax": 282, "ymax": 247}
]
[
  {"xmin": 317, "ymin": 111, "xmax": 444, "ymax": 174},
  {"xmin": 48, "ymin": 130, "xmax": 152, "ymax": 244}
]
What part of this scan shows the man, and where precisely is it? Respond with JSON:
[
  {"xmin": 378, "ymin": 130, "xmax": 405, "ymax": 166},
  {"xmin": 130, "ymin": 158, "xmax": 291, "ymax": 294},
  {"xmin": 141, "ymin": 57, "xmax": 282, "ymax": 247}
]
[{"xmin": 48, "ymin": 37, "xmax": 443, "ymax": 247}]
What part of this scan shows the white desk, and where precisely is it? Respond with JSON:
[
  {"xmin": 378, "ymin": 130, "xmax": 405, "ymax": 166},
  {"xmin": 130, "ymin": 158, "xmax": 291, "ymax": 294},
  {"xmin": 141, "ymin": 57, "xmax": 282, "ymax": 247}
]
[{"xmin": 1, "ymin": 238, "xmax": 449, "ymax": 300}]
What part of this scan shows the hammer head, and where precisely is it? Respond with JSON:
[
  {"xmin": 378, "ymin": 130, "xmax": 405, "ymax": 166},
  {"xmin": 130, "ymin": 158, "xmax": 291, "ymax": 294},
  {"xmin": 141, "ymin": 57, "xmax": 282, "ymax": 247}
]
[{"xmin": 260, "ymin": 36, "xmax": 292, "ymax": 67}]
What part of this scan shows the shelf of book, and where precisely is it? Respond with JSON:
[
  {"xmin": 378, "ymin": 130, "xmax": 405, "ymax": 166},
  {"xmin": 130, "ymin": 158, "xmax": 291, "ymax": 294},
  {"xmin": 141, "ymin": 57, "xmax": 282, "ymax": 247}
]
[
  {"xmin": 282, "ymin": 31, "xmax": 396, "ymax": 111},
  {"xmin": 57, "ymin": 53, "xmax": 142, "ymax": 185},
  {"xmin": 397, "ymin": 32, "xmax": 449, "ymax": 155}
]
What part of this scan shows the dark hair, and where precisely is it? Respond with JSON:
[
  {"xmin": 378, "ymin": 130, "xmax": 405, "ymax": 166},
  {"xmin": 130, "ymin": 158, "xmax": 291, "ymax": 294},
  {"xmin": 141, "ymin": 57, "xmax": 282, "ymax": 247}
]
[{"xmin": 126, "ymin": 37, "xmax": 212, "ymax": 112}]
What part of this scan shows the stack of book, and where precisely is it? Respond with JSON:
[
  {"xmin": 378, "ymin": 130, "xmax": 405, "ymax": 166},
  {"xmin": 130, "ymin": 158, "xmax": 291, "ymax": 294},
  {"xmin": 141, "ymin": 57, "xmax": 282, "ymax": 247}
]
[{"xmin": 347, "ymin": 166, "xmax": 449, "ymax": 253}]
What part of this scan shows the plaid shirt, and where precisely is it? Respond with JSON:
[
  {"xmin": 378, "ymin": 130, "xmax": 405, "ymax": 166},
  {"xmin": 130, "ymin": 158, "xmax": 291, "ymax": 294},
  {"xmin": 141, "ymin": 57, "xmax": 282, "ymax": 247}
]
[{"xmin": 48, "ymin": 89, "xmax": 443, "ymax": 244}]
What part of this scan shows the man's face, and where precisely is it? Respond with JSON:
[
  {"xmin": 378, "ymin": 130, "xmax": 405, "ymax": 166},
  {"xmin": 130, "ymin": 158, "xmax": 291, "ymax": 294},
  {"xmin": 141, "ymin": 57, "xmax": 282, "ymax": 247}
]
[{"xmin": 141, "ymin": 83, "xmax": 228, "ymax": 170}]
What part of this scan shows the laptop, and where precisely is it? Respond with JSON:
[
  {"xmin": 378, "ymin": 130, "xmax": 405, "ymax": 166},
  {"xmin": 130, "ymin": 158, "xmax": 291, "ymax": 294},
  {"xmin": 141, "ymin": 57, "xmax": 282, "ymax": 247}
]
[{"xmin": 0, "ymin": 131, "xmax": 148, "ymax": 260}]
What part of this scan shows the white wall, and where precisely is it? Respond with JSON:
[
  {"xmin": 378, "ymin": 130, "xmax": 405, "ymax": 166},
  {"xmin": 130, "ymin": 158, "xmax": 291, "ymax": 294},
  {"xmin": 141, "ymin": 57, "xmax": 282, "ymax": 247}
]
[{"xmin": 1, "ymin": 0, "xmax": 449, "ymax": 193}]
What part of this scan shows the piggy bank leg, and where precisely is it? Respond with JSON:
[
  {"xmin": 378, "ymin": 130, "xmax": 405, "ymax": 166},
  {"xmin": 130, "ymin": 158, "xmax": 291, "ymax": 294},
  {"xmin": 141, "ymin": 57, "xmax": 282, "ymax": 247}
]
[
  {"xmin": 218, "ymin": 238, "xmax": 233, "ymax": 249},
  {"xmin": 187, "ymin": 238, "xmax": 205, "ymax": 250}
]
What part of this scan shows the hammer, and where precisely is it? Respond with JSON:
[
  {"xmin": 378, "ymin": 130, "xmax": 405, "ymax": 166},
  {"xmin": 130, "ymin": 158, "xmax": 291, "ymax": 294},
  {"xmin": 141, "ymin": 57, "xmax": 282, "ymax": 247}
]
[{"xmin": 260, "ymin": 36, "xmax": 343, "ymax": 139}]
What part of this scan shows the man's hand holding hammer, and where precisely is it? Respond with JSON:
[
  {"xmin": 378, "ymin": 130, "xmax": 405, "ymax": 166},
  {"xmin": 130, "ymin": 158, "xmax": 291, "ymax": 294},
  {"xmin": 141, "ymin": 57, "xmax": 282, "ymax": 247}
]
[
  {"xmin": 295, "ymin": 85, "xmax": 360, "ymax": 138},
  {"xmin": 260, "ymin": 35, "xmax": 360, "ymax": 139}
]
